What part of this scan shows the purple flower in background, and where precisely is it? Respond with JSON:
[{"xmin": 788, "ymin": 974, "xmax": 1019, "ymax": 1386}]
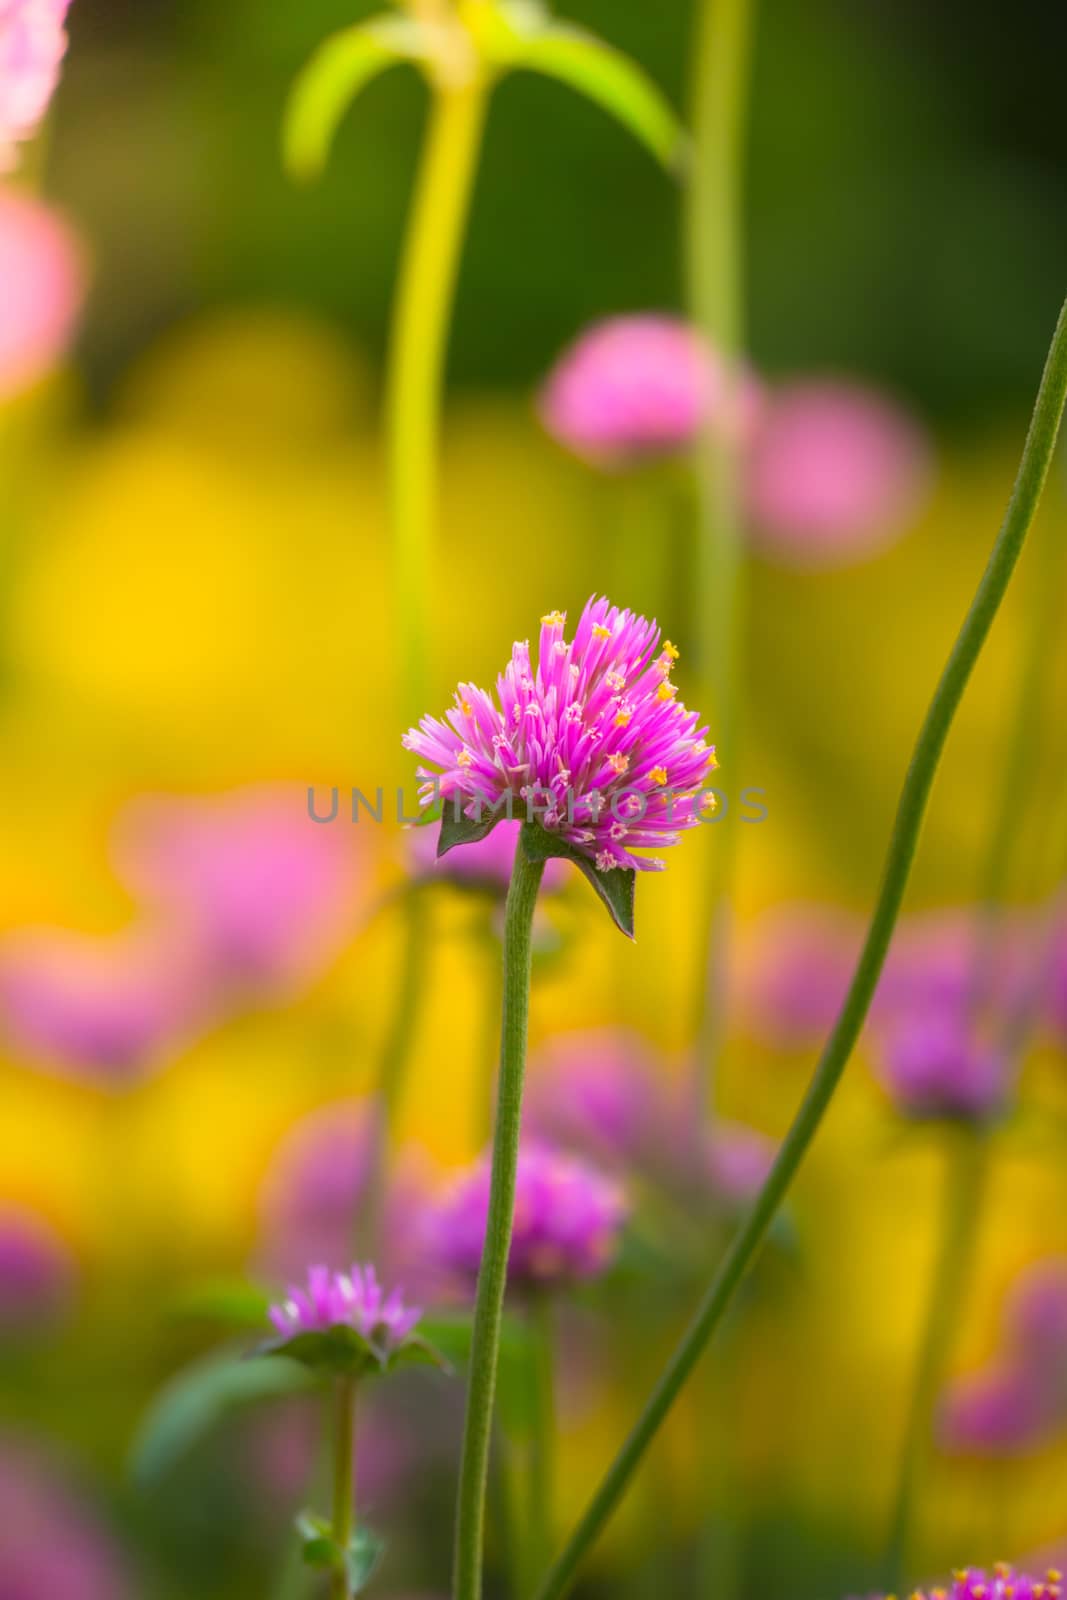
[
  {"xmin": 539, "ymin": 314, "xmax": 763, "ymax": 467},
  {"xmin": 242, "ymin": 1394, "xmax": 411, "ymax": 1520},
  {"xmin": 0, "ymin": 186, "xmax": 84, "ymax": 401},
  {"xmin": 0, "ymin": 927, "xmax": 203, "ymax": 1085},
  {"xmin": 737, "ymin": 903, "xmax": 860, "ymax": 1048},
  {"xmin": 876, "ymin": 1011, "xmax": 1007, "ymax": 1122},
  {"xmin": 0, "ymin": 0, "xmax": 73, "ymax": 170},
  {"xmin": 0, "ymin": 1433, "xmax": 132, "ymax": 1600},
  {"xmin": 939, "ymin": 1363, "xmax": 1051, "ymax": 1456},
  {"xmin": 702, "ymin": 1120, "xmax": 777, "ymax": 1208},
  {"xmin": 404, "ymin": 598, "xmax": 717, "ymax": 875},
  {"xmin": 259, "ymin": 1099, "xmax": 429, "ymax": 1288},
  {"xmin": 113, "ymin": 786, "xmax": 364, "ymax": 1000},
  {"xmin": 0, "ymin": 1205, "xmax": 73, "ymax": 1331},
  {"xmin": 1007, "ymin": 1259, "xmax": 1067, "ymax": 1374},
  {"xmin": 745, "ymin": 379, "xmax": 932, "ymax": 566},
  {"xmin": 871, "ymin": 1570, "xmax": 1063, "ymax": 1600},
  {"xmin": 526, "ymin": 1030, "xmax": 665, "ymax": 1169},
  {"xmin": 407, "ymin": 818, "xmax": 569, "ymax": 894},
  {"xmin": 431, "ymin": 1141, "xmax": 628, "ymax": 1291},
  {"xmin": 268, "ymin": 1263, "xmax": 421, "ymax": 1351}
]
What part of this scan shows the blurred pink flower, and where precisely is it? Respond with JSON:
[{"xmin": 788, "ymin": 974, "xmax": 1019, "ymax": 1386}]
[
  {"xmin": 1007, "ymin": 1259, "xmax": 1067, "ymax": 1377},
  {"xmin": 0, "ymin": 185, "xmax": 84, "ymax": 401},
  {"xmin": 0, "ymin": 0, "xmax": 72, "ymax": 170},
  {"xmin": 243, "ymin": 1394, "xmax": 411, "ymax": 1519},
  {"xmin": 745, "ymin": 379, "xmax": 932, "ymax": 566},
  {"xmin": 701, "ymin": 1120, "xmax": 777, "ymax": 1208},
  {"xmin": 876, "ymin": 1012, "xmax": 1007, "ymax": 1123},
  {"xmin": 539, "ymin": 314, "xmax": 763, "ymax": 467},
  {"xmin": 112, "ymin": 786, "xmax": 365, "ymax": 1001},
  {"xmin": 0, "ymin": 1433, "xmax": 132, "ymax": 1600},
  {"xmin": 259, "ymin": 1099, "xmax": 430, "ymax": 1290},
  {"xmin": 267, "ymin": 1263, "xmax": 421, "ymax": 1350},
  {"xmin": 939, "ymin": 1364, "xmax": 1051, "ymax": 1456},
  {"xmin": 0, "ymin": 1204, "xmax": 73, "ymax": 1330},
  {"xmin": 0, "ymin": 926, "xmax": 204, "ymax": 1085},
  {"xmin": 736, "ymin": 902, "xmax": 861, "ymax": 1048},
  {"xmin": 526, "ymin": 1029, "xmax": 665, "ymax": 1169},
  {"xmin": 430, "ymin": 1141, "xmax": 628, "ymax": 1292},
  {"xmin": 408, "ymin": 818, "xmax": 569, "ymax": 894}
]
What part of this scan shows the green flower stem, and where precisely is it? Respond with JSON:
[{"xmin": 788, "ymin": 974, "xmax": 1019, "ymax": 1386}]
[
  {"xmin": 385, "ymin": 71, "xmax": 488, "ymax": 728},
  {"xmin": 885, "ymin": 1129, "xmax": 989, "ymax": 1592},
  {"xmin": 453, "ymin": 831, "xmax": 545, "ymax": 1600},
  {"xmin": 525, "ymin": 1293, "xmax": 556, "ymax": 1598},
  {"xmin": 359, "ymin": 890, "xmax": 429, "ymax": 1256},
  {"xmin": 686, "ymin": 0, "xmax": 757, "ymax": 1118},
  {"xmin": 331, "ymin": 1377, "xmax": 357, "ymax": 1600},
  {"xmin": 531, "ymin": 293, "xmax": 1067, "ymax": 1600}
]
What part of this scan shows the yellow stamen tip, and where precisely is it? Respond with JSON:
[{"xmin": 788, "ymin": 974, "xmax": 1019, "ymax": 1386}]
[
  {"xmin": 592, "ymin": 623, "xmax": 612, "ymax": 641},
  {"xmin": 662, "ymin": 639, "xmax": 680, "ymax": 660},
  {"xmin": 541, "ymin": 610, "xmax": 565, "ymax": 628},
  {"xmin": 656, "ymin": 681, "xmax": 677, "ymax": 702},
  {"xmin": 649, "ymin": 766, "xmax": 668, "ymax": 786},
  {"xmin": 614, "ymin": 709, "xmax": 632, "ymax": 727}
]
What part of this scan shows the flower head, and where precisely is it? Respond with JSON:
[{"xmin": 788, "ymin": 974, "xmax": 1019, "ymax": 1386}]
[
  {"xmin": 877, "ymin": 1011, "xmax": 1007, "ymax": 1123},
  {"xmin": 939, "ymin": 1364, "xmax": 1051, "ymax": 1456},
  {"xmin": 526, "ymin": 1030, "xmax": 664, "ymax": 1169},
  {"xmin": 0, "ymin": 186, "xmax": 84, "ymax": 401},
  {"xmin": 431, "ymin": 1141, "xmax": 628, "ymax": 1291},
  {"xmin": 403, "ymin": 598, "xmax": 714, "ymax": 876},
  {"xmin": 268, "ymin": 1263, "xmax": 421, "ymax": 1354},
  {"xmin": 1007, "ymin": 1258, "xmax": 1067, "ymax": 1372},
  {"xmin": 702, "ymin": 1120, "xmax": 777, "ymax": 1208},
  {"xmin": 0, "ymin": 0, "xmax": 73, "ymax": 170},
  {"xmin": 745, "ymin": 379, "xmax": 932, "ymax": 566},
  {"xmin": 539, "ymin": 314, "xmax": 762, "ymax": 467},
  {"xmin": 0, "ymin": 1205, "xmax": 73, "ymax": 1331},
  {"xmin": 871, "ymin": 1569, "xmax": 1062, "ymax": 1600},
  {"xmin": 112, "ymin": 786, "xmax": 364, "ymax": 1000}
]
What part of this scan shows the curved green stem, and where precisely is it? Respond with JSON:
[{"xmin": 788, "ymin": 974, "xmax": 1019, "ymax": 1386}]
[
  {"xmin": 885, "ymin": 1131, "xmax": 988, "ymax": 1591},
  {"xmin": 386, "ymin": 74, "xmax": 489, "ymax": 727},
  {"xmin": 686, "ymin": 0, "xmax": 757, "ymax": 1118},
  {"xmin": 331, "ymin": 1378, "xmax": 357, "ymax": 1600},
  {"xmin": 531, "ymin": 294, "xmax": 1067, "ymax": 1600},
  {"xmin": 453, "ymin": 831, "xmax": 545, "ymax": 1600}
]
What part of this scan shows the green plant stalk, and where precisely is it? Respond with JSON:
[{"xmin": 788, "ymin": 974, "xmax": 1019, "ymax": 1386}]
[
  {"xmin": 331, "ymin": 1378, "xmax": 357, "ymax": 1600},
  {"xmin": 385, "ymin": 73, "xmax": 488, "ymax": 728},
  {"xmin": 885, "ymin": 1130, "xmax": 989, "ymax": 1591},
  {"xmin": 453, "ymin": 832, "xmax": 545, "ymax": 1600},
  {"xmin": 685, "ymin": 0, "xmax": 757, "ymax": 1118},
  {"xmin": 531, "ymin": 293, "xmax": 1067, "ymax": 1600}
]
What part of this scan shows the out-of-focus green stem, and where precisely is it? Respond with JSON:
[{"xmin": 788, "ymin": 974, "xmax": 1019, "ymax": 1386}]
[
  {"xmin": 885, "ymin": 1130, "xmax": 988, "ymax": 1590},
  {"xmin": 331, "ymin": 1378, "xmax": 357, "ymax": 1600},
  {"xmin": 453, "ymin": 832, "xmax": 545, "ymax": 1600},
  {"xmin": 531, "ymin": 294, "xmax": 1067, "ymax": 1600},
  {"xmin": 686, "ymin": 0, "xmax": 757, "ymax": 1118},
  {"xmin": 525, "ymin": 1293, "xmax": 556, "ymax": 1597},
  {"xmin": 386, "ymin": 70, "xmax": 488, "ymax": 727}
]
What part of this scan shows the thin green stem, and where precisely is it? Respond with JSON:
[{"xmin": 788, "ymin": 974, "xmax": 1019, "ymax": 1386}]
[
  {"xmin": 686, "ymin": 0, "xmax": 757, "ymax": 1119},
  {"xmin": 453, "ymin": 830, "xmax": 545, "ymax": 1600},
  {"xmin": 532, "ymin": 294, "xmax": 1067, "ymax": 1600},
  {"xmin": 331, "ymin": 1378, "xmax": 357, "ymax": 1600},
  {"xmin": 885, "ymin": 1130, "xmax": 989, "ymax": 1591},
  {"xmin": 385, "ymin": 73, "xmax": 488, "ymax": 728}
]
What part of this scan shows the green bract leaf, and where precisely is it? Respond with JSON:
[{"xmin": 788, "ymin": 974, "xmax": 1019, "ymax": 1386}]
[
  {"xmin": 507, "ymin": 22, "xmax": 686, "ymax": 173},
  {"xmin": 259, "ymin": 1323, "xmax": 451, "ymax": 1380},
  {"xmin": 521, "ymin": 823, "xmax": 636, "ymax": 940},
  {"xmin": 296, "ymin": 1511, "xmax": 339, "ymax": 1569},
  {"xmin": 130, "ymin": 1351, "xmax": 315, "ymax": 1489},
  {"xmin": 283, "ymin": 16, "xmax": 421, "ymax": 182},
  {"xmin": 347, "ymin": 1527, "xmax": 386, "ymax": 1593},
  {"xmin": 437, "ymin": 799, "xmax": 511, "ymax": 857}
]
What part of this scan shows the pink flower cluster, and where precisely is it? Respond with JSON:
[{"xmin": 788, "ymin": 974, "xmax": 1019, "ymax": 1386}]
[
  {"xmin": 0, "ymin": 185, "xmax": 84, "ymax": 401},
  {"xmin": 0, "ymin": 0, "xmax": 72, "ymax": 169},
  {"xmin": 873, "ymin": 1569, "xmax": 1062, "ymax": 1600},
  {"xmin": 403, "ymin": 597, "xmax": 716, "ymax": 875},
  {"xmin": 268, "ymin": 1263, "xmax": 421, "ymax": 1353}
]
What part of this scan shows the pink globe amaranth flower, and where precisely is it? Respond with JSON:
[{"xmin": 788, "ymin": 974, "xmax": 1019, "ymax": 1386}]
[
  {"xmin": 268, "ymin": 1263, "xmax": 421, "ymax": 1351},
  {"xmin": 0, "ymin": 1433, "xmax": 132, "ymax": 1600},
  {"xmin": 407, "ymin": 818, "xmax": 569, "ymax": 893},
  {"xmin": 112, "ymin": 786, "xmax": 364, "ymax": 1001},
  {"xmin": 431, "ymin": 1141, "xmax": 628, "ymax": 1291},
  {"xmin": 745, "ymin": 379, "xmax": 932, "ymax": 567},
  {"xmin": 0, "ymin": 0, "xmax": 72, "ymax": 171},
  {"xmin": 701, "ymin": 1120, "xmax": 777, "ymax": 1208},
  {"xmin": 0, "ymin": 185, "xmax": 84, "ymax": 402},
  {"xmin": 737, "ymin": 902, "xmax": 861, "ymax": 1048},
  {"xmin": 1006, "ymin": 1259, "xmax": 1067, "ymax": 1378},
  {"xmin": 876, "ymin": 1011, "xmax": 1007, "ymax": 1123},
  {"xmin": 0, "ymin": 1205, "xmax": 73, "ymax": 1330},
  {"xmin": 526, "ymin": 1029, "xmax": 666, "ymax": 1170},
  {"xmin": 259, "ymin": 1100, "xmax": 431, "ymax": 1291},
  {"xmin": 403, "ymin": 598, "xmax": 717, "ymax": 875},
  {"xmin": 872, "ymin": 1570, "xmax": 1064, "ymax": 1600},
  {"xmin": 938, "ymin": 1364, "xmax": 1052, "ymax": 1456},
  {"xmin": 0, "ymin": 925, "xmax": 205, "ymax": 1085},
  {"xmin": 539, "ymin": 313, "xmax": 763, "ymax": 467}
]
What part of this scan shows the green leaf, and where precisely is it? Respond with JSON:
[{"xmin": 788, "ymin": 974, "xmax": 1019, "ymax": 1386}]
[
  {"xmin": 258, "ymin": 1323, "xmax": 383, "ymax": 1379},
  {"xmin": 508, "ymin": 22, "xmax": 686, "ymax": 173},
  {"xmin": 521, "ymin": 823, "xmax": 635, "ymax": 939},
  {"xmin": 130, "ymin": 1351, "xmax": 315, "ymax": 1488},
  {"xmin": 347, "ymin": 1527, "xmax": 386, "ymax": 1593},
  {"xmin": 283, "ymin": 16, "xmax": 420, "ymax": 182},
  {"xmin": 436, "ymin": 798, "xmax": 511, "ymax": 857},
  {"xmin": 296, "ymin": 1511, "xmax": 339, "ymax": 1569}
]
